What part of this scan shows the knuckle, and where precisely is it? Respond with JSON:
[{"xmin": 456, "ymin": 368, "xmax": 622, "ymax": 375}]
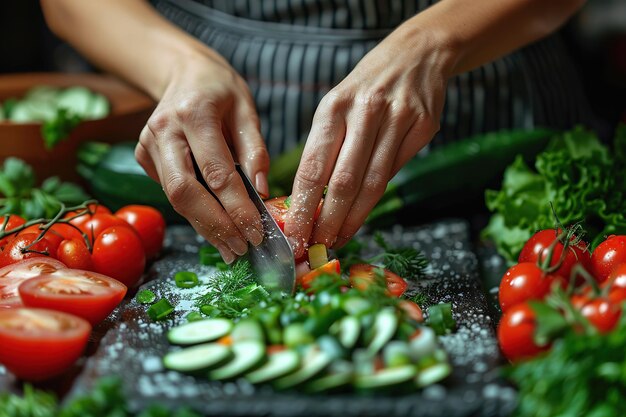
[
  {"xmin": 203, "ymin": 162, "xmax": 236, "ymax": 193},
  {"xmin": 329, "ymin": 170, "xmax": 359, "ymax": 195},
  {"xmin": 226, "ymin": 204, "xmax": 252, "ymax": 227},
  {"xmin": 295, "ymin": 158, "xmax": 326, "ymax": 188},
  {"xmin": 362, "ymin": 169, "xmax": 388, "ymax": 198},
  {"xmin": 164, "ymin": 175, "xmax": 192, "ymax": 213},
  {"xmin": 319, "ymin": 90, "xmax": 344, "ymax": 111},
  {"xmin": 175, "ymin": 93, "xmax": 218, "ymax": 123},
  {"xmin": 146, "ymin": 111, "xmax": 170, "ymax": 133},
  {"xmin": 415, "ymin": 112, "xmax": 440, "ymax": 136},
  {"xmin": 357, "ymin": 90, "xmax": 387, "ymax": 112}
]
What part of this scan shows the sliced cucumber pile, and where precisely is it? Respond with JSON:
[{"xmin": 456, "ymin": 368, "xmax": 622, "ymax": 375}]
[{"xmin": 163, "ymin": 291, "xmax": 452, "ymax": 393}]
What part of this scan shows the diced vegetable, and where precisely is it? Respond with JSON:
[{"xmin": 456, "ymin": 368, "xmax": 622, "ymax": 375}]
[
  {"xmin": 367, "ymin": 308, "xmax": 398, "ymax": 355},
  {"xmin": 273, "ymin": 347, "xmax": 332, "ymax": 390},
  {"xmin": 354, "ymin": 365, "xmax": 417, "ymax": 390},
  {"xmin": 209, "ymin": 341, "xmax": 266, "ymax": 380},
  {"xmin": 167, "ymin": 319, "xmax": 233, "ymax": 345},
  {"xmin": 308, "ymin": 244, "xmax": 328, "ymax": 269},
  {"xmin": 245, "ymin": 350, "xmax": 300, "ymax": 384},
  {"xmin": 163, "ymin": 343, "xmax": 232, "ymax": 373}
]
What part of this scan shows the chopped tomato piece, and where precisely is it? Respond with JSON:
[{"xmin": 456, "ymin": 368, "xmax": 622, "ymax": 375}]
[
  {"xmin": 349, "ymin": 264, "xmax": 408, "ymax": 297},
  {"xmin": 298, "ymin": 259, "xmax": 341, "ymax": 290}
]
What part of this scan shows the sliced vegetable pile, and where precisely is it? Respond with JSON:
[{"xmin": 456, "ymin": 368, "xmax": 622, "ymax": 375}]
[
  {"xmin": 1, "ymin": 85, "xmax": 110, "ymax": 148},
  {"xmin": 483, "ymin": 125, "xmax": 626, "ymax": 263}
]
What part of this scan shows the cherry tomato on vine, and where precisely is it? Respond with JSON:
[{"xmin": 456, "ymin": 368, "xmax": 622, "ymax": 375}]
[
  {"xmin": 498, "ymin": 262, "xmax": 565, "ymax": 313},
  {"xmin": 0, "ymin": 233, "xmax": 53, "ymax": 268},
  {"xmin": 57, "ymin": 239, "xmax": 93, "ymax": 271},
  {"xmin": 0, "ymin": 214, "xmax": 26, "ymax": 249},
  {"xmin": 65, "ymin": 203, "xmax": 112, "ymax": 229},
  {"xmin": 603, "ymin": 263, "xmax": 626, "ymax": 304},
  {"xmin": 497, "ymin": 302, "xmax": 548, "ymax": 362},
  {"xmin": 518, "ymin": 229, "xmax": 590, "ymax": 283},
  {"xmin": 0, "ymin": 307, "xmax": 91, "ymax": 381},
  {"xmin": 115, "ymin": 205, "xmax": 166, "ymax": 259},
  {"xmin": 349, "ymin": 264, "xmax": 408, "ymax": 297},
  {"xmin": 0, "ymin": 258, "xmax": 67, "ymax": 308},
  {"xmin": 78, "ymin": 213, "xmax": 130, "ymax": 244},
  {"xmin": 571, "ymin": 293, "xmax": 621, "ymax": 333},
  {"xmin": 19, "ymin": 270, "xmax": 127, "ymax": 326},
  {"xmin": 590, "ymin": 235, "xmax": 626, "ymax": 284},
  {"xmin": 91, "ymin": 226, "xmax": 145, "ymax": 287}
]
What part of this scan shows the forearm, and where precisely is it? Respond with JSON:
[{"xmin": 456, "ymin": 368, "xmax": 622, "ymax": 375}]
[
  {"xmin": 394, "ymin": 0, "xmax": 585, "ymax": 76},
  {"xmin": 40, "ymin": 0, "xmax": 220, "ymax": 99}
]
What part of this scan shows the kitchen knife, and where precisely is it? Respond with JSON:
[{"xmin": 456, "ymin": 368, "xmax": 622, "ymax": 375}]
[{"xmin": 193, "ymin": 161, "xmax": 296, "ymax": 295}]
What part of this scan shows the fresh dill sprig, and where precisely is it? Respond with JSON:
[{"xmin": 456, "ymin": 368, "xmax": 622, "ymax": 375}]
[
  {"xmin": 371, "ymin": 232, "xmax": 429, "ymax": 279},
  {"xmin": 409, "ymin": 292, "xmax": 428, "ymax": 307}
]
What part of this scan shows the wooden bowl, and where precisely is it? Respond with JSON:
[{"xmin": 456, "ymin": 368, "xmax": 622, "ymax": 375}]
[{"xmin": 0, "ymin": 73, "xmax": 155, "ymax": 182}]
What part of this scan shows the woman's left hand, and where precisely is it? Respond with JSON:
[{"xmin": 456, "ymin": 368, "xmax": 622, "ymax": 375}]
[{"xmin": 284, "ymin": 23, "xmax": 458, "ymax": 257}]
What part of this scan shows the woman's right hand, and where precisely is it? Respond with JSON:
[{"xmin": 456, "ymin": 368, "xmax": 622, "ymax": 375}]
[{"xmin": 135, "ymin": 51, "xmax": 270, "ymax": 264}]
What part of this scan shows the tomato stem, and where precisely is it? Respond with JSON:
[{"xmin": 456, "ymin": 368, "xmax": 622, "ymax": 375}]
[{"xmin": 570, "ymin": 263, "xmax": 602, "ymax": 297}]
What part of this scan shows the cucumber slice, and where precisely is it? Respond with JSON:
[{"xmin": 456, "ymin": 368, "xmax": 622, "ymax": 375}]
[
  {"xmin": 341, "ymin": 297, "xmax": 373, "ymax": 316},
  {"xmin": 336, "ymin": 316, "xmax": 360, "ymax": 349},
  {"xmin": 355, "ymin": 365, "xmax": 417, "ymax": 390},
  {"xmin": 308, "ymin": 244, "xmax": 328, "ymax": 269},
  {"xmin": 304, "ymin": 361, "xmax": 354, "ymax": 393},
  {"xmin": 163, "ymin": 343, "xmax": 232, "ymax": 373},
  {"xmin": 283, "ymin": 322, "xmax": 314, "ymax": 348},
  {"xmin": 367, "ymin": 308, "xmax": 398, "ymax": 355},
  {"xmin": 231, "ymin": 318, "xmax": 265, "ymax": 343},
  {"xmin": 86, "ymin": 93, "xmax": 110, "ymax": 119},
  {"xmin": 352, "ymin": 349, "xmax": 376, "ymax": 375},
  {"xmin": 317, "ymin": 335, "xmax": 348, "ymax": 360},
  {"xmin": 383, "ymin": 341, "xmax": 412, "ymax": 367},
  {"xmin": 246, "ymin": 350, "xmax": 300, "ymax": 384},
  {"xmin": 409, "ymin": 327, "xmax": 437, "ymax": 361},
  {"xmin": 415, "ymin": 363, "xmax": 452, "ymax": 387},
  {"xmin": 167, "ymin": 318, "xmax": 233, "ymax": 345},
  {"xmin": 274, "ymin": 347, "xmax": 332, "ymax": 390},
  {"xmin": 209, "ymin": 340, "xmax": 266, "ymax": 380}
]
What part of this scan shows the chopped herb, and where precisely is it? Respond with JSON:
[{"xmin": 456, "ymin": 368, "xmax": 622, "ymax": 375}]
[
  {"xmin": 147, "ymin": 298, "xmax": 175, "ymax": 321},
  {"xmin": 198, "ymin": 246, "xmax": 222, "ymax": 266},
  {"xmin": 372, "ymin": 232, "xmax": 428, "ymax": 279},
  {"xmin": 427, "ymin": 303, "xmax": 456, "ymax": 335},
  {"xmin": 136, "ymin": 290, "xmax": 156, "ymax": 305},
  {"xmin": 408, "ymin": 292, "xmax": 428, "ymax": 307},
  {"xmin": 41, "ymin": 108, "xmax": 83, "ymax": 149},
  {"xmin": 174, "ymin": 271, "xmax": 199, "ymax": 289}
]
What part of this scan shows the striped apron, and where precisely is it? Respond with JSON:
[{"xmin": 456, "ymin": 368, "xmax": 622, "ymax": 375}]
[{"xmin": 151, "ymin": 0, "xmax": 593, "ymax": 156}]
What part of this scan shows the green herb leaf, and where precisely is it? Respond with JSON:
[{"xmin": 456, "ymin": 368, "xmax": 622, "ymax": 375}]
[
  {"xmin": 174, "ymin": 271, "xmax": 199, "ymax": 289},
  {"xmin": 427, "ymin": 303, "xmax": 456, "ymax": 335},
  {"xmin": 41, "ymin": 108, "xmax": 83, "ymax": 149},
  {"xmin": 147, "ymin": 298, "xmax": 174, "ymax": 320},
  {"xmin": 136, "ymin": 290, "xmax": 157, "ymax": 304}
]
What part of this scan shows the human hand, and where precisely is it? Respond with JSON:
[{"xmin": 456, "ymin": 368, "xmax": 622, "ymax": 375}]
[
  {"xmin": 135, "ymin": 52, "xmax": 270, "ymax": 264},
  {"xmin": 284, "ymin": 26, "xmax": 457, "ymax": 257}
]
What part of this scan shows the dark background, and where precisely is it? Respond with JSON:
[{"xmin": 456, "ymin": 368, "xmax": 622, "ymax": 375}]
[{"xmin": 1, "ymin": 0, "xmax": 625, "ymax": 129}]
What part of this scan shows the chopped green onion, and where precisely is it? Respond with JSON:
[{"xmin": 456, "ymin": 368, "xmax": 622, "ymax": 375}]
[
  {"xmin": 186, "ymin": 311, "xmax": 203, "ymax": 322},
  {"xmin": 199, "ymin": 246, "xmax": 221, "ymax": 266},
  {"xmin": 136, "ymin": 289, "xmax": 156, "ymax": 304},
  {"xmin": 174, "ymin": 271, "xmax": 199, "ymax": 289},
  {"xmin": 147, "ymin": 298, "xmax": 175, "ymax": 321},
  {"xmin": 427, "ymin": 303, "xmax": 456, "ymax": 335},
  {"xmin": 200, "ymin": 304, "xmax": 220, "ymax": 317},
  {"xmin": 216, "ymin": 262, "xmax": 228, "ymax": 271}
]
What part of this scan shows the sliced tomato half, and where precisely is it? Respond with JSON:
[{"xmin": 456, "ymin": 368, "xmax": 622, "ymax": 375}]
[
  {"xmin": 349, "ymin": 264, "xmax": 408, "ymax": 297},
  {"xmin": 0, "ymin": 307, "xmax": 91, "ymax": 381},
  {"xmin": 0, "ymin": 258, "xmax": 67, "ymax": 308},
  {"xmin": 19, "ymin": 269, "xmax": 127, "ymax": 326}
]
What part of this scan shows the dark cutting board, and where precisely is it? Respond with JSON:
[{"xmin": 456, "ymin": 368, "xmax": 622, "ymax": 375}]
[{"xmin": 1, "ymin": 220, "xmax": 518, "ymax": 416}]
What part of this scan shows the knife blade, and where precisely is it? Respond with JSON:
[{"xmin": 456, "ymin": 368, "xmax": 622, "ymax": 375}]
[{"xmin": 192, "ymin": 161, "xmax": 296, "ymax": 295}]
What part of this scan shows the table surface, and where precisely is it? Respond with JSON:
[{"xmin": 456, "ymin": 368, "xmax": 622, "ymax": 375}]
[{"xmin": 0, "ymin": 220, "xmax": 516, "ymax": 417}]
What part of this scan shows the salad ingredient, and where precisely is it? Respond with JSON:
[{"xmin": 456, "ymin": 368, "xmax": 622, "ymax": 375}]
[
  {"xmin": 167, "ymin": 318, "xmax": 233, "ymax": 345},
  {"xmin": 0, "ymin": 233, "xmax": 52, "ymax": 268},
  {"xmin": 0, "ymin": 214, "xmax": 26, "ymax": 248},
  {"xmin": 590, "ymin": 235, "xmax": 626, "ymax": 284},
  {"xmin": 163, "ymin": 343, "xmax": 232, "ymax": 373},
  {"xmin": 208, "ymin": 340, "xmax": 266, "ymax": 380},
  {"xmin": 56, "ymin": 238, "xmax": 93, "ymax": 270},
  {"xmin": 91, "ymin": 225, "xmax": 146, "ymax": 287},
  {"xmin": 136, "ymin": 289, "xmax": 156, "ymax": 304},
  {"xmin": 18, "ymin": 271, "xmax": 127, "ymax": 326},
  {"xmin": 426, "ymin": 303, "xmax": 457, "ymax": 335},
  {"xmin": 0, "ymin": 258, "xmax": 67, "ymax": 308},
  {"xmin": 174, "ymin": 271, "xmax": 199, "ymax": 289},
  {"xmin": 0, "ymin": 307, "xmax": 91, "ymax": 381},
  {"xmin": 349, "ymin": 264, "xmax": 408, "ymax": 297},
  {"xmin": 498, "ymin": 262, "xmax": 564, "ymax": 313},
  {"xmin": 115, "ymin": 205, "xmax": 166, "ymax": 259},
  {"xmin": 497, "ymin": 302, "xmax": 547, "ymax": 362},
  {"xmin": 147, "ymin": 298, "xmax": 175, "ymax": 321},
  {"xmin": 246, "ymin": 350, "xmax": 301, "ymax": 384}
]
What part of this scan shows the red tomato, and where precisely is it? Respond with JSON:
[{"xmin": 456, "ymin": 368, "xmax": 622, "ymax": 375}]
[
  {"xmin": 298, "ymin": 259, "xmax": 341, "ymax": 290},
  {"xmin": 518, "ymin": 229, "xmax": 590, "ymax": 283},
  {"xmin": 264, "ymin": 196, "xmax": 323, "ymax": 232},
  {"xmin": 64, "ymin": 203, "xmax": 111, "ymax": 229},
  {"xmin": 572, "ymin": 294, "xmax": 621, "ymax": 333},
  {"xmin": 0, "ymin": 233, "xmax": 52, "ymax": 268},
  {"xmin": 115, "ymin": 205, "xmax": 166, "ymax": 259},
  {"xmin": 0, "ymin": 215, "xmax": 26, "ymax": 249},
  {"xmin": 497, "ymin": 302, "xmax": 548, "ymax": 362},
  {"xmin": 57, "ymin": 239, "xmax": 93, "ymax": 271},
  {"xmin": 591, "ymin": 235, "xmax": 626, "ymax": 284},
  {"xmin": 0, "ymin": 307, "xmax": 91, "ymax": 381},
  {"xmin": 604, "ymin": 263, "xmax": 626, "ymax": 304},
  {"xmin": 349, "ymin": 264, "xmax": 408, "ymax": 297},
  {"xmin": 0, "ymin": 258, "xmax": 67, "ymax": 308},
  {"xmin": 398, "ymin": 300, "xmax": 424, "ymax": 322},
  {"xmin": 79, "ymin": 213, "xmax": 130, "ymax": 244},
  {"xmin": 19, "ymin": 270, "xmax": 127, "ymax": 326},
  {"xmin": 498, "ymin": 263, "xmax": 565, "ymax": 313},
  {"xmin": 91, "ymin": 226, "xmax": 146, "ymax": 287}
]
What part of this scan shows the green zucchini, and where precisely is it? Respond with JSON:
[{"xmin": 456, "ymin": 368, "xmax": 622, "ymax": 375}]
[
  {"xmin": 273, "ymin": 346, "xmax": 332, "ymax": 390},
  {"xmin": 163, "ymin": 343, "xmax": 232, "ymax": 373},
  {"xmin": 230, "ymin": 318, "xmax": 265, "ymax": 343},
  {"xmin": 245, "ymin": 350, "xmax": 300, "ymax": 384},
  {"xmin": 366, "ymin": 308, "xmax": 398, "ymax": 355},
  {"xmin": 367, "ymin": 128, "xmax": 555, "ymax": 224},
  {"xmin": 334, "ymin": 316, "xmax": 361, "ymax": 349},
  {"xmin": 77, "ymin": 141, "xmax": 184, "ymax": 223},
  {"xmin": 304, "ymin": 360, "xmax": 354, "ymax": 393},
  {"xmin": 283, "ymin": 323, "xmax": 314, "ymax": 348},
  {"xmin": 415, "ymin": 363, "xmax": 452, "ymax": 387},
  {"xmin": 354, "ymin": 365, "xmax": 417, "ymax": 390},
  {"xmin": 208, "ymin": 340, "xmax": 266, "ymax": 380},
  {"xmin": 167, "ymin": 318, "xmax": 233, "ymax": 345}
]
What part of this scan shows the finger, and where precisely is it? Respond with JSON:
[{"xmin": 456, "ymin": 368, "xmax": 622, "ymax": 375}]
[
  {"xmin": 311, "ymin": 96, "xmax": 386, "ymax": 247},
  {"xmin": 228, "ymin": 99, "xmax": 270, "ymax": 198},
  {"xmin": 177, "ymin": 97, "xmax": 264, "ymax": 247},
  {"xmin": 149, "ymin": 118, "xmax": 249, "ymax": 258},
  {"xmin": 135, "ymin": 130, "xmax": 159, "ymax": 182},
  {"xmin": 284, "ymin": 95, "xmax": 347, "ymax": 258},
  {"xmin": 391, "ymin": 114, "xmax": 440, "ymax": 176},
  {"xmin": 333, "ymin": 105, "xmax": 416, "ymax": 249}
]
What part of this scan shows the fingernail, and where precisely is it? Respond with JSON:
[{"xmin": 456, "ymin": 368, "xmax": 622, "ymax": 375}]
[
  {"xmin": 219, "ymin": 248, "xmax": 236, "ymax": 264},
  {"xmin": 248, "ymin": 226, "xmax": 264, "ymax": 247},
  {"xmin": 227, "ymin": 236, "xmax": 249, "ymax": 256},
  {"xmin": 333, "ymin": 237, "xmax": 347, "ymax": 249},
  {"xmin": 255, "ymin": 172, "xmax": 269, "ymax": 199}
]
